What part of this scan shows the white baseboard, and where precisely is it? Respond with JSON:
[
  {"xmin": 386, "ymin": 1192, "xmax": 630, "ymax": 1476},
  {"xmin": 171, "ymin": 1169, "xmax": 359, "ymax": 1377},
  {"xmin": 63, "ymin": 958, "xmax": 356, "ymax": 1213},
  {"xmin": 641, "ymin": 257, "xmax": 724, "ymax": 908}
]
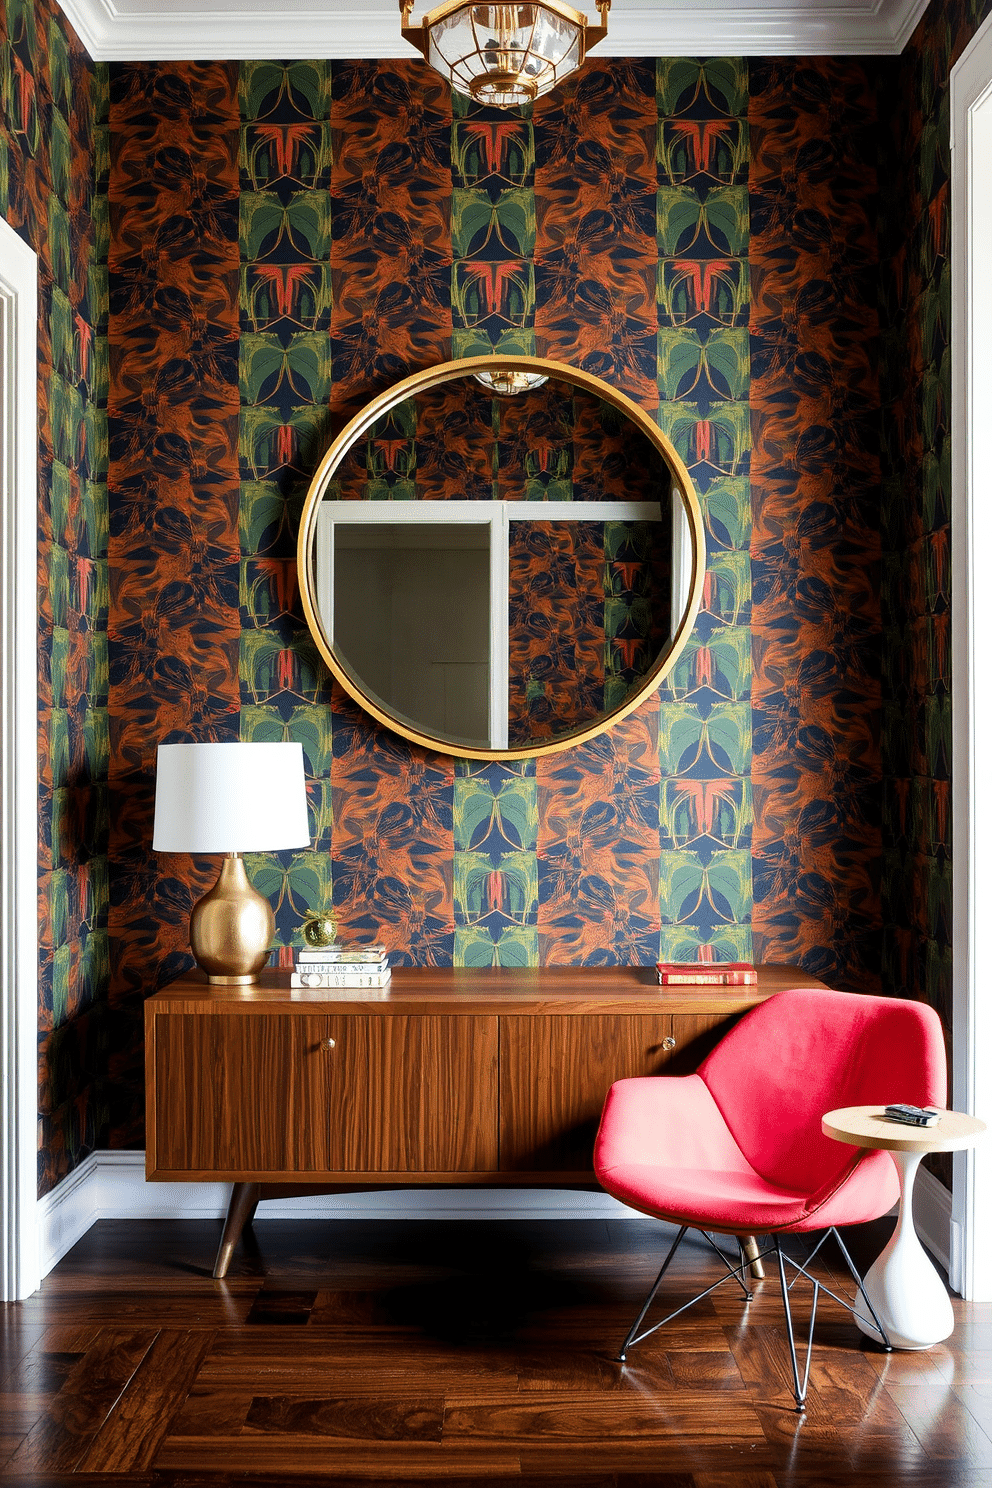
[
  {"xmin": 37, "ymin": 1150, "xmax": 958, "ymax": 1289},
  {"xmin": 37, "ymin": 1151, "xmax": 640, "ymax": 1278},
  {"xmin": 914, "ymin": 1164, "xmax": 953, "ymax": 1281}
]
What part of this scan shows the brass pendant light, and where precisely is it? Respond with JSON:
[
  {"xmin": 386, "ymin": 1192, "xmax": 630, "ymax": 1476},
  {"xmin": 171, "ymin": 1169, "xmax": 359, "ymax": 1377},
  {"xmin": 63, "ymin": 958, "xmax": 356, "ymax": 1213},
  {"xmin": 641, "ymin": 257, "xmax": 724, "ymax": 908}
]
[
  {"xmin": 400, "ymin": 0, "xmax": 610, "ymax": 109},
  {"xmin": 473, "ymin": 368, "xmax": 549, "ymax": 394}
]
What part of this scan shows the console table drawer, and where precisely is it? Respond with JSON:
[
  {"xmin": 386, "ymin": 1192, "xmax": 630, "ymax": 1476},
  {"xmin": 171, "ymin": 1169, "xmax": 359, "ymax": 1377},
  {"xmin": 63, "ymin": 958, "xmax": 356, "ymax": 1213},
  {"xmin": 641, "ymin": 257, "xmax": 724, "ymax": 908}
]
[{"xmin": 150, "ymin": 1011, "xmax": 499, "ymax": 1178}]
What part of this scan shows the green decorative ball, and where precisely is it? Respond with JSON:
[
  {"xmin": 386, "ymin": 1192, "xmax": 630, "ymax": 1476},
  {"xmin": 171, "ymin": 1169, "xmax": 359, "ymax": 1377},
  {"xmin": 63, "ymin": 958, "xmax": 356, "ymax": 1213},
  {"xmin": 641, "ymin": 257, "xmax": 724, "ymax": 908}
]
[{"xmin": 302, "ymin": 914, "xmax": 337, "ymax": 948}]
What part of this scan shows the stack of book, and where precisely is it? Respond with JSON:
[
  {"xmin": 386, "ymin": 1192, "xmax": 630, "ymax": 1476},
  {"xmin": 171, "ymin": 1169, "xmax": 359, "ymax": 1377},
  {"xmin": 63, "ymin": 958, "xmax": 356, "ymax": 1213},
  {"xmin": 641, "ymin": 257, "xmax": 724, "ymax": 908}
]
[
  {"xmin": 656, "ymin": 960, "xmax": 757, "ymax": 987},
  {"xmin": 290, "ymin": 944, "xmax": 391, "ymax": 989}
]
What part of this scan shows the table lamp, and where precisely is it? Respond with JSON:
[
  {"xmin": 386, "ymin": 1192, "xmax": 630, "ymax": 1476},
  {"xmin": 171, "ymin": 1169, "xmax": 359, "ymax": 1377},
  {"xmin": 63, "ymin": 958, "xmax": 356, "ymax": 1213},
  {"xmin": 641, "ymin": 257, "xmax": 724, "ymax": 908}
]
[{"xmin": 153, "ymin": 741, "xmax": 311, "ymax": 984}]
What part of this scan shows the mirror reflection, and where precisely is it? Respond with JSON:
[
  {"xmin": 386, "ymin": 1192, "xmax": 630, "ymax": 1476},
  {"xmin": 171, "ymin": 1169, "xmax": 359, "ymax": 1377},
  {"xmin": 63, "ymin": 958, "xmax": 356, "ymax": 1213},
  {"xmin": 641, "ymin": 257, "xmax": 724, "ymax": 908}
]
[
  {"xmin": 333, "ymin": 522, "xmax": 492, "ymax": 749},
  {"xmin": 301, "ymin": 362, "xmax": 701, "ymax": 758}
]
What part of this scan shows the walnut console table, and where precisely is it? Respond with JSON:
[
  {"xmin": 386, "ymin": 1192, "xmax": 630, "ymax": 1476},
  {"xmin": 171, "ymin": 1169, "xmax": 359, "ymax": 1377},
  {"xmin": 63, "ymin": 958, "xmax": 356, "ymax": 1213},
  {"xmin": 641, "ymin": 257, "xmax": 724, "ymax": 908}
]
[{"xmin": 145, "ymin": 964, "xmax": 826, "ymax": 1278}]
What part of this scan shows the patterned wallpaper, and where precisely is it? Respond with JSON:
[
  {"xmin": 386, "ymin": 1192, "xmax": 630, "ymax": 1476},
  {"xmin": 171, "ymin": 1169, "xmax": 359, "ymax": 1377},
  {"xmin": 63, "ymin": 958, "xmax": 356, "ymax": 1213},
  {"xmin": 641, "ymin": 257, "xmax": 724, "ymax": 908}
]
[
  {"xmin": 107, "ymin": 62, "xmax": 242, "ymax": 1149},
  {"xmin": 1, "ymin": 0, "xmax": 110, "ymax": 1195},
  {"xmin": 748, "ymin": 61, "xmax": 885, "ymax": 987},
  {"xmin": 4, "ymin": 6, "xmax": 980, "ymax": 1191},
  {"xmin": 98, "ymin": 53, "xmax": 894, "ymax": 1152},
  {"xmin": 879, "ymin": 0, "xmax": 992, "ymax": 1067}
]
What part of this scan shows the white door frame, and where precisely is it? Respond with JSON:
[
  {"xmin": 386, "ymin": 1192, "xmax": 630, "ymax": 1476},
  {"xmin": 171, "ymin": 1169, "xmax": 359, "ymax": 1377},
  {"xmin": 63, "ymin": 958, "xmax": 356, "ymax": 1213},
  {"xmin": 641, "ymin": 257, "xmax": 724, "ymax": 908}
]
[
  {"xmin": 950, "ymin": 12, "xmax": 992, "ymax": 1302},
  {"xmin": 0, "ymin": 214, "xmax": 40, "ymax": 1301}
]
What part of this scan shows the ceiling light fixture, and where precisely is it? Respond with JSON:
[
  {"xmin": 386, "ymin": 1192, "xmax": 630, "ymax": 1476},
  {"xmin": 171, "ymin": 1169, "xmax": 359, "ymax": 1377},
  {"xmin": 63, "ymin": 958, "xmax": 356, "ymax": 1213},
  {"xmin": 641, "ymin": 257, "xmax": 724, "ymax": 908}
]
[
  {"xmin": 400, "ymin": 0, "xmax": 610, "ymax": 110},
  {"xmin": 474, "ymin": 369, "xmax": 549, "ymax": 395}
]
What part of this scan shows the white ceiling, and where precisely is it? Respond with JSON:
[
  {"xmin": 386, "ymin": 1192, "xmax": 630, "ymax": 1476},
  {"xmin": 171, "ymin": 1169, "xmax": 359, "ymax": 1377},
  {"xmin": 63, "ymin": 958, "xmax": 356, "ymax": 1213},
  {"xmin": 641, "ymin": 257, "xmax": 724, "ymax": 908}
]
[{"xmin": 57, "ymin": 0, "xmax": 930, "ymax": 61}]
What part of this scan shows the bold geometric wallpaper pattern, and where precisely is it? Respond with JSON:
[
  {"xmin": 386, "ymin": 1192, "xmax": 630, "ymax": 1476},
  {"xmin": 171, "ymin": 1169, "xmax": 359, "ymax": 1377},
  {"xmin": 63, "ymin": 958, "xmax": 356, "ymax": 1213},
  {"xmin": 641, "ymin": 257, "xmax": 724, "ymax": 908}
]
[
  {"xmin": 748, "ymin": 61, "xmax": 884, "ymax": 988},
  {"xmin": 0, "ymin": 0, "xmax": 109, "ymax": 1193},
  {"xmin": 879, "ymin": 0, "xmax": 986, "ymax": 1051},
  {"xmin": 104, "ymin": 52, "xmax": 886, "ymax": 1147},
  {"xmin": 107, "ymin": 62, "xmax": 242, "ymax": 1155},
  {"xmin": 2, "ymin": 0, "xmax": 986, "ymax": 1194}
]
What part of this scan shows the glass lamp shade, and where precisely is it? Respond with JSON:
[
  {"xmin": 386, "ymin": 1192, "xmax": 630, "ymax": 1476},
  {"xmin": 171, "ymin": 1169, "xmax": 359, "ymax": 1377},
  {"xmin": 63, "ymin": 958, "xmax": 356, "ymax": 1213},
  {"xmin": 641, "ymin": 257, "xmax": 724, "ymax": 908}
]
[
  {"xmin": 153, "ymin": 741, "xmax": 310, "ymax": 854},
  {"xmin": 473, "ymin": 369, "xmax": 549, "ymax": 395},
  {"xmin": 424, "ymin": 1, "xmax": 587, "ymax": 107}
]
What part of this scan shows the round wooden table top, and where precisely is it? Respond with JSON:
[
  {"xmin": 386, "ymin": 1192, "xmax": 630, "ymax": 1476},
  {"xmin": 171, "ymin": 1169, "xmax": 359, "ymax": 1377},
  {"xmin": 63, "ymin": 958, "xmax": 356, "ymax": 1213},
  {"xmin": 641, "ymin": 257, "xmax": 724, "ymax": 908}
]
[{"xmin": 822, "ymin": 1106, "xmax": 987, "ymax": 1154}]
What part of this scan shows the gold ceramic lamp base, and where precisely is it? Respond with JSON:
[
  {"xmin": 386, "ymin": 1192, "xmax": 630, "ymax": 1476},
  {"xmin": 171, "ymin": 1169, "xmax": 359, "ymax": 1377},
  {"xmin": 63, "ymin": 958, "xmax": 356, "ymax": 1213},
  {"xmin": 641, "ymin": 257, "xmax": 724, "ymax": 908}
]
[{"xmin": 189, "ymin": 854, "xmax": 274, "ymax": 985}]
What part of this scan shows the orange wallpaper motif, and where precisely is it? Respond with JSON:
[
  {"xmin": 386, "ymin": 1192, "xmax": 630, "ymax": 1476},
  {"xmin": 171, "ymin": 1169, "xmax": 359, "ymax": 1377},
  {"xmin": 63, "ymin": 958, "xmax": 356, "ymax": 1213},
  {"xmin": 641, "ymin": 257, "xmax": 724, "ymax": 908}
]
[
  {"xmin": 107, "ymin": 62, "xmax": 242, "ymax": 1143},
  {"xmin": 99, "ymin": 54, "xmax": 902, "ymax": 1143},
  {"xmin": 1, "ymin": 8, "xmax": 976, "ymax": 1186},
  {"xmin": 748, "ymin": 59, "xmax": 883, "ymax": 989},
  {"xmin": 1, "ymin": 0, "xmax": 110, "ymax": 1195}
]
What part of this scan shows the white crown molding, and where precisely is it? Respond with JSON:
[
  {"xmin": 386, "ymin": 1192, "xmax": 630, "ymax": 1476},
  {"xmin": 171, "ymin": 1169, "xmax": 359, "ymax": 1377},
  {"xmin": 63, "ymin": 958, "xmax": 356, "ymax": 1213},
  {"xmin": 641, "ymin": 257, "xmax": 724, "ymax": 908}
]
[
  {"xmin": 890, "ymin": 0, "xmax": 932, "ymax": 51},
  {"xmin": 57, "ymin": 0, "xmax": 930, "ymax": 61}
]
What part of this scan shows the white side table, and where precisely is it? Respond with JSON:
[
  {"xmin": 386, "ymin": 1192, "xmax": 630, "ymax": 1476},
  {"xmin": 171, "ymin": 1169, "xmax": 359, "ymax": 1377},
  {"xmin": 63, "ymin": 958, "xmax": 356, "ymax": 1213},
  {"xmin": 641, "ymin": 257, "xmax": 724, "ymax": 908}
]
[{"xmin": 822, "ymin": 1105, "xmax": 986, "ymax": 1349}]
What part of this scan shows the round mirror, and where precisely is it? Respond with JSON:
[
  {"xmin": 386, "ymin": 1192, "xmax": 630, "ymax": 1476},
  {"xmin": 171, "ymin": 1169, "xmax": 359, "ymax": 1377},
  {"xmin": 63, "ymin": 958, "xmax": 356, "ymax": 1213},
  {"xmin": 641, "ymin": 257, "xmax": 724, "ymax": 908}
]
[{"xmin": 297, "ymin": 357, "xmax": 704, "ymax": 760}]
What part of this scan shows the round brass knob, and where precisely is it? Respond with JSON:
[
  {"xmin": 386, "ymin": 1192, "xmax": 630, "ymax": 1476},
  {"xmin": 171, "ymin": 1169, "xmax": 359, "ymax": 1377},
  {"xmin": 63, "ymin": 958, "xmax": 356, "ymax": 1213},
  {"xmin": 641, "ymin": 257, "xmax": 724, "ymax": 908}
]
[
  {"xmin": 662, "ymin": 1036, "xmax": 677, "ymax": 1050},
  {"xmin": 321, "ymin": 1036, "xmax": 336, "ymax": 1051}
]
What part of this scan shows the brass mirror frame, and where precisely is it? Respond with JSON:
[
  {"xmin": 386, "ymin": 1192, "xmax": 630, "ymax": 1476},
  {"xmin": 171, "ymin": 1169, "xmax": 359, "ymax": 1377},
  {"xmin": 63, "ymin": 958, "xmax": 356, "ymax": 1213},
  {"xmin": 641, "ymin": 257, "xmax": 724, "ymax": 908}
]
[{"xmin": 297, "ymin": 356, "xmax": 706, "ymax": 760}]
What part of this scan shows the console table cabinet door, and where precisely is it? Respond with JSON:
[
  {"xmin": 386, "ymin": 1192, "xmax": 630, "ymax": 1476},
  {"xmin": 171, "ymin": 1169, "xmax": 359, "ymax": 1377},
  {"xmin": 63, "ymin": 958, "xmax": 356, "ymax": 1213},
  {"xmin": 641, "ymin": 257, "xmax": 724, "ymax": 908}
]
[
  {"xmin": 367, "ymin": 1015, "xmax": 499, "ymax": 1172},
  {"xmin": 152, "ymin": 1013, "xmax": 371, "ymax": 1176},
  {"xmin": 498, "ymin": 1014, "xmax": 676, "ymax": 1172},
  {"xmin": 665, "ymin": 1011, "xmax": 750, "ymax": 1076}
]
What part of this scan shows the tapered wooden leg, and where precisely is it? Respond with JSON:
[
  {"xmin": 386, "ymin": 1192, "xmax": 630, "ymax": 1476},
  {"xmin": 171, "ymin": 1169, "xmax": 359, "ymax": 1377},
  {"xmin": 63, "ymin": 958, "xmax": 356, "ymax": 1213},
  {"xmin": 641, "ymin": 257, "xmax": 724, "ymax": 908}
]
[
  {"xmin": 739, "ymin": 1234, "xmax": 765, "ymax": 1280},
  {"xmin": 213, "ymin": 1182, "xmax": 261, "ymax": 1279}
]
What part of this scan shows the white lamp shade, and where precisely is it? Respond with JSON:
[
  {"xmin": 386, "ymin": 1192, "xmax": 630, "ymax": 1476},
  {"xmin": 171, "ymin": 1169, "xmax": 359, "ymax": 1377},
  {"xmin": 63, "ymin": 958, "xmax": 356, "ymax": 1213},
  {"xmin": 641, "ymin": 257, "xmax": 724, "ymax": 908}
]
[{"xmin": 153, "ymin": 741, "xmax": 311, "ymax": 854}]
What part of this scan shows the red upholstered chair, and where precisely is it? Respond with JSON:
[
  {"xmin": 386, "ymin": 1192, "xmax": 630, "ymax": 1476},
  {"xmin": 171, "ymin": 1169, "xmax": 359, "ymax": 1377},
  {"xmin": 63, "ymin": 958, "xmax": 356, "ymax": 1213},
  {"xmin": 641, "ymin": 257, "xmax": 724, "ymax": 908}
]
[{"xmin": 594, "ymin": 987, "xmax": 947, "ymax": 1409}]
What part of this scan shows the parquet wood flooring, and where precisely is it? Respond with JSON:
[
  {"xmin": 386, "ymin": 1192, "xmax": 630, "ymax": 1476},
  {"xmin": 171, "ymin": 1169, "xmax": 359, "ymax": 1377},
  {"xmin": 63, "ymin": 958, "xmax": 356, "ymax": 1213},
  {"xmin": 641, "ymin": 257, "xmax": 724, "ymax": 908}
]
[{"xmin": 2, "ymin": 1217, "xmax": 992, "ymax": 1486}]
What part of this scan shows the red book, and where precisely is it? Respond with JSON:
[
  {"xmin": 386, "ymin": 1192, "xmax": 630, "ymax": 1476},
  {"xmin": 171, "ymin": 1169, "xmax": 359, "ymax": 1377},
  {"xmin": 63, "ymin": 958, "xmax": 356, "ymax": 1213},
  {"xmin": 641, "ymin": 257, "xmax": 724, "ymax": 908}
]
[{"xmin": 656, "ymin": 961, "xmax": 758, "ymax": 986}]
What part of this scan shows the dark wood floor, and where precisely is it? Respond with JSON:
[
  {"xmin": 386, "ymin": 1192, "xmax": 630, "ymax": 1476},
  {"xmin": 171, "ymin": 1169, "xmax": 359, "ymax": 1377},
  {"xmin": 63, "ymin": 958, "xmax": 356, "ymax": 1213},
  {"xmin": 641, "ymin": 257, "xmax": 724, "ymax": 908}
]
[{"xmin": 2, "ymin": 1215, "xmax": 991, "ymax": 1487}]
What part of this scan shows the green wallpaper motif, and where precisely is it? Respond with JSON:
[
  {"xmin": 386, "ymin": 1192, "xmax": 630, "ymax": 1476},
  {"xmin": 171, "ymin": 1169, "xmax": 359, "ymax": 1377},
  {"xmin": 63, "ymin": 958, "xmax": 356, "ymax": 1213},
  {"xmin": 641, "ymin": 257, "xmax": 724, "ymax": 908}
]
[
  {"xmin": 451, "ymin": 93, "xmax": 539, "ymax": 967},
  {"xmin": 654, "ymin": 59, "xmax": 753, "ymax": 965},
  {"xmin": 875, "ymin": 0, "xmax": 992, "ymax": 1184},
  {"xmin": 238, "ymin": 61, "xmax": 335, "ymax": 962},
  {"xmin": 1, "ymin": 0, "xmax": 110, "ymax": 1195},
  {"xmin": 455, "ymin": 760, "xmax": 538, "ymax": 966}
]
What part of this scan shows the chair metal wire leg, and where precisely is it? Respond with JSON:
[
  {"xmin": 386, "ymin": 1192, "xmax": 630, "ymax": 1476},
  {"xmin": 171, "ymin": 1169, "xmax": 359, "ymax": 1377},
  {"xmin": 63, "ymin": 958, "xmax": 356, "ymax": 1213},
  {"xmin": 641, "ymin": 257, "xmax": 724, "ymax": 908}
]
[
  {"xmin": 615, "ymin": 1223, "xmax": 879, "ymax": 1408},
  {"xmin": 616, "ymin": 1226, "xmax": 763, "ymax": 1362},
  {"xmin": 617, "ymin": 1225, "xmax": 688, "ymax": 1361},
  {"xmin": 776, "ymin": 1239, "xmax": 818, "ymax": 1412},
  {"xmin": 702, "ymin": 1230, "xmax": 752, "ymax": 1301},
  {"xmin": 829, "ymin": 1226, "xmax": 893, "ymax": 1351}
]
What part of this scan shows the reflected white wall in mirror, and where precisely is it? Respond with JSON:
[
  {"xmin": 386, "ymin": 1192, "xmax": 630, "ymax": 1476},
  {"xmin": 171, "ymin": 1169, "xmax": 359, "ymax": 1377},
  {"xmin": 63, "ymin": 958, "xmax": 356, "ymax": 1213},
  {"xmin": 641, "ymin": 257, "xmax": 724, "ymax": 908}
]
[{"xmin": 332, "ymin": 523, "xmax": 492, "ymax": 749}]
